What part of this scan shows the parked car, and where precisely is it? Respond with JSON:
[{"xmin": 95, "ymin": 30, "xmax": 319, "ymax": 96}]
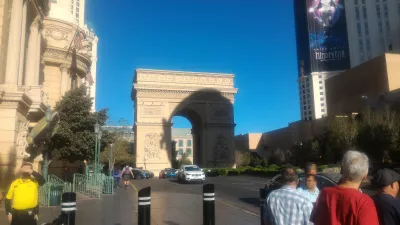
[
  {"xmin": 264, "ymin": 172, "xmax": 341, "ymax": 198},
  {"xmin": 177, "ymin": 165, "xmax": 205, "ymax": 183},
  {"xmin": 164, "ymin": 169, "xmax": 177, "ymax": 178},
  {"xmin": 143, "ymin": 170, "xmax": 154, "ymax": 178},
  {"xmin": 159, "ymin": 168, "xmax": 172, "ymax": 178},
  {"xmin": 132, "ymin": 169, "xmax": 149, "ymax": 179}
]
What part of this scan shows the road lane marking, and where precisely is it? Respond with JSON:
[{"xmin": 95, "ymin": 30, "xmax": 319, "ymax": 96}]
[
  {"xmin": 217, "ymin": 199, "xmax": 260, "ymax": 218},
  {"xmin": 130, "ymin": 182, "xmax": 138, "ymax": 192}
]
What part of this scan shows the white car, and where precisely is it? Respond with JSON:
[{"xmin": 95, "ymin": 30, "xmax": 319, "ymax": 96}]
[{"xmin": 177, "ymin": 165, "xmax": 205, "ymax": 183}]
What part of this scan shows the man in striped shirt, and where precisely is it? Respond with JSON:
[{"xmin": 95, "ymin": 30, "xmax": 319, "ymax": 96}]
[{"xmin": 264, "ymin": 167, "xmax": 314, "ymax": 225}]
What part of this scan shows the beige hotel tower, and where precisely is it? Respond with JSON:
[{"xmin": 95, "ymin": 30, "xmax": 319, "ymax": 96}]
[{"xmin": 0, "ymin": 0, "xmax": 98, "ymax": 189}]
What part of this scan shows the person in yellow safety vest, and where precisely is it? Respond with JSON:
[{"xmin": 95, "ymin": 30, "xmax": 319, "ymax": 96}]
[{"xmin": 5, "ymin": 162, "xmax": 45, "ymax": 225}]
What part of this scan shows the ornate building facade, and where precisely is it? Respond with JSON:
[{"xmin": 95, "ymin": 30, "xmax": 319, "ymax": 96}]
[{"xmin": 0, "ymin": 0, "xmax": 98, "ymax": 189}]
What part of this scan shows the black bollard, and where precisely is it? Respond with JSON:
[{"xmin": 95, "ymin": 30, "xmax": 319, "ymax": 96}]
[
  {"xmin": 203, "ymin": 184, "xmax": 215, "ymax": 225},
  {"xmin": 61, "ymin": 192, "xmax": 76, "ymax": 225},
  {"xmin": 260, "ymin": 188, "xmax": 266, "ymax": 225},
  {"xmin": 138, "ymin": 187, "xmax": 151, "ymax": 225}
]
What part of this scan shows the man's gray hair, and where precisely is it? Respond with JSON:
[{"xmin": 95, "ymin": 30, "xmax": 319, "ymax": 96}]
[{"xmin": 341, "ymin": 150, "xmax": 369, "ymax": 182}]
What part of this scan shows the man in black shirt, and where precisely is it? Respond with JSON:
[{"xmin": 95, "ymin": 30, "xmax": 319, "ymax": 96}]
[{"xmin": 372, "ymin": 169, "xmax": 400, "ymax": 225}]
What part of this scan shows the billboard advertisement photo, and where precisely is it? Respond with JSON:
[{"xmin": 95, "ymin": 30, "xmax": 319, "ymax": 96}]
[{"xmin": 307, "ymin": 0, "xmax": 350, "ymax": 72}]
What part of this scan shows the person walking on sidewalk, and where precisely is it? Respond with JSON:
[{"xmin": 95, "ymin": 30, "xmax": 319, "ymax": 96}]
[
  {"xmin": 264, "ymin": 167, "xmax": 314, "ymax": 225},
  {"xmin": 120, "ymin": 166, "xmax": 134, "ymax": 189},
  {"xmin": 113, "ymin": 167, "xmax": 121, "ymax": 188},
  {"xmin": 371, "ymin": 168, "xmax": 400, "ymax": 225},
  {"xmin": 5, "ymin": 162, "xmax": 45, "ymax": 225},
  {"xmin": 310, "ymin": 150, "xmax": 379, "ymax": 225}
]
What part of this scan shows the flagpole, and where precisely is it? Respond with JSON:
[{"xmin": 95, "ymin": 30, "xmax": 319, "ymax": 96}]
[{"xmin": 66, "ymin": 26, "xmax": 80, "ymax": 58}]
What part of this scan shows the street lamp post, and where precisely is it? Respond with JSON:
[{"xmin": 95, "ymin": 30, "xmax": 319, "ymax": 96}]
[
  {"xmin": 94, "ymin": 122, "xmax": 100, "ymax": 174},
  {"xmin": 43, "ymin": 106, "xmax": 53, "ymax": 180},
  {"xmin": 97, "ymin": 129, "xmax": 102, "ymax": 174},
  {"xmin": 109, "ymin": 143, "xmax": 114, "ymax": 176}
]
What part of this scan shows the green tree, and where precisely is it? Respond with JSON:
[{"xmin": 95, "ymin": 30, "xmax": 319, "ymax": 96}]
[
  {"xmin": 235, "ymin": 150, "xmax": 251, "ymax": 167},
  {"xmin": 100, "ymin": 138, "xmax": 135, "ymax": 167},
  {"xmin": 50, "ymin": 86, "xmax": 112, "ymax": 161},
  {"xmin": 357, "ymin": 108, "xmax": 399, "ymax": 162}
]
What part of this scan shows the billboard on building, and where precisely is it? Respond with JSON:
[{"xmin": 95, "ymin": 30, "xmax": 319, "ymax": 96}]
[{"xmin": 306, "ymin": 0, "xmax": 350, "ymax": 72}]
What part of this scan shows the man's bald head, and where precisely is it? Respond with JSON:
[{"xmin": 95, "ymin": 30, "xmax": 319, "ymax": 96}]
[{"xmin": 282, "ymin": 167, "xmax": 299, "ymax": 184}]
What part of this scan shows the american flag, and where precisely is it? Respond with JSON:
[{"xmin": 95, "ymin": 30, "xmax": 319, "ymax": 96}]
[
  {"xmin": 74, "ymin": 30, "xmax": 85, "ymax": 51},
  {"xmin": 85, "ymin": 70, "xmax": 94, "ymax": 85}
]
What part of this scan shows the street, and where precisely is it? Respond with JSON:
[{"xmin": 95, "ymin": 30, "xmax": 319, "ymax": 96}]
[{"xmin": 131, "ymin": 175, "xmax": 266, "ymax": 216}]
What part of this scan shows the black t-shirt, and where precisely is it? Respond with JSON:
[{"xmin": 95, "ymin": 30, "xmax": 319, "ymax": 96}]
[{"xmin": 372, "ymin": 193, "xmax": 400, "ymax": 225}]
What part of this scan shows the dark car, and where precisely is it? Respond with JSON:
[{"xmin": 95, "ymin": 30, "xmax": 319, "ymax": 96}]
[
  {"xmin": 143, "ymin": 170, "xmax": 154, "ymax": 178},
  {"xmin": 264, "ymin": 172, "xmax": 341, "ymax": 197},
  {"xmin": 132, "ymin": 169, "xmax": 149, "ymax": 179}
]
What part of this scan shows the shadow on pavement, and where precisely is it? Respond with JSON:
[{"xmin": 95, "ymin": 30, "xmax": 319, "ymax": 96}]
[{"xmin": 238, "ymin": 198, "xmax": 260, "ymax": 207}]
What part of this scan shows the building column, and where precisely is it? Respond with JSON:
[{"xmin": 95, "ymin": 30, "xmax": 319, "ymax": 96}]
[
  {"xmin": 5, "ymin": 0, "xmax": 24, "ymax": 85},
  {"xmin": 60, "ymin": 64, "xmax": 69, "ymax": 96},
  {"xmin": 34, "ymin": 23, "xmax": 43, "ymax": 85},
  {"xmin": 24, "ymin": 18, "xmax": 40, "ymax": 86},
  {"xmin": 17, "ymin": 1, "xmax": 28, "ymax": 86}
]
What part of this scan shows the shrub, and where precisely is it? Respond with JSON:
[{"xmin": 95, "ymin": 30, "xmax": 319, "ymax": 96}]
[
  {"xmin": 260, "ymin": 159, "xmax": 268, "ymax": 167},
  {"xmin": 317, "ymin": 165, "xmax": 329, "ymax": 172},
  {"xmin": 228, "ymin": 169, "xmax": 240, "ymax": 176},
  {"xmin": 237, "ymin": 166, "xmax": 252, "ymax": 174},
  {"xmin": 327, "ymin": 164, "xmax": 339, "ymax": 168},
  {"xmin": 268, "ymin": 164, "xmax": 280, "ymax": 170},
  {"xmin": 218, "ymin": 168, "xmax": 228, "ymax": 176}
]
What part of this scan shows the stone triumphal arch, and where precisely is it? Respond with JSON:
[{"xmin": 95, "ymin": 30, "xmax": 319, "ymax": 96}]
[{"xmin": 131, "ymin": 69, "xmax": 238, "ymax": 172}]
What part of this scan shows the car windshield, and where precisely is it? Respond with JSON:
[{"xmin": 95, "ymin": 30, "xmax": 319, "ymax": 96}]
[{"xmin": 185, "ymin": 166, "xmax": 201, "ymax": 171}]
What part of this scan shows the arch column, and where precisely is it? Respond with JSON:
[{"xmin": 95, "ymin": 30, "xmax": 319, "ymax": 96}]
[
  {"xmin": 60, "ymin": 64, "xmax": 69, "ymax": 96},
  {"xmin": 5, "ymin": 0, "xmax": 25, "ymax": 85},
  {"xmin": 17, "ymin": 1, "xmax": 28, "ymax": 86},
  {"xmin": 24, "ymin": 18, "xmax": 41, "ymax": 86}
]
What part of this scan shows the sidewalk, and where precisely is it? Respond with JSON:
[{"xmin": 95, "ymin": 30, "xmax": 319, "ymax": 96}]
[
  {"xmin": 1, "ymin": 185, "xmax": 260, "ymax": 225},
  {"xmin": 142, "ymin": 191, "xmax": 259, "ymax": 225},
  {"xmin": 0, "ymin": 187, "xmax": 138, "ymax": 225}
]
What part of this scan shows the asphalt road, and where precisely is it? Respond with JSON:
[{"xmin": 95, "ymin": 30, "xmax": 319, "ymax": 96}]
[{"xmin": 130, "ymin": 175, "xmax": 266, "ymax": 216}]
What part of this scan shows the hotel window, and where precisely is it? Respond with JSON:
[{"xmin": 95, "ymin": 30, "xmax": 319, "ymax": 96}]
[
  {"xmin": 302, "ymin": 90, "xmax": 305, "ymax": 94},
  {"xmin": 308, "ymin": 116, "xmax": 312, "ymax": 120},
  {"xmin": 307, "ymin": 94, "xmax": 310, "ymax": 98},
  {"xmin": 307, "ymin": 89, "xmax": 310, "ymax": 93},
  {"xmin": 384, "ymin": 4, "xmax": 388, "ymax": 18},
  {"xmin": 357, "ymin": 23, "xmax": 362, "ymax": 36},
  {"xmin": 318, "ymin": 75, "xmax": 322, "ymax": 78},
  {"xmin": 376, "ymin": 5, "xmax": 381, "ymax": 19},
  {"xmin": 398, "ymin": 3, "xmax": 400, "ymax": 15},
  {"xmin": 355, "ymin": 8, "xmax": 360, "ymax": 21},
  {"xmin": 187, "ymin": 139, "xmax": 192, "ymax": 147},
  {"xmin": 319, "ymin": 81, "xmax": 322, "ymax": 84},
  {"xmin": 320, "ymin": 92, "xmax": 323, "ymax": 95},
  {"xmin": 321, "ymin": 103, "xmax": 325, "ymax": 106},
  {"xmin": 385, "ymin": 20, "xmax": 391, "ymax": 35},
  {"xmin": 186, "ymin": 148, "xmax": 192, "ymax": 156},
  {"xmin": 320, "ymin": 97, "xmax": 324, "ymax": 101},
  {"xmin": 321, "ymin": 109, "xmax": 326, "ymax": 112},
  {"xmin": 178, "ymin": 149, "xmax": 183, "ymax": 155},
  {"xmin": 378, "ymin": 21, "xmax": 383, "ymax": 33},
  {"xmin": 308, "ymin": 105, "xmax": 311, "ymax": 109},
  {"xmin": 319, "ymin": 86, "xmax": 323, "ymax": 90},
  {"xmin": 308, "ymin": 111, "xmax": 312, "ymax": 115},
  {"xmin": 366, "ymin": 38, "xmax": 371, "ymax": 59},
  {"xmin": 359, "ymin": 38, "xmax": 364, "ymax": 52},
  {"xmin": 178, "ymin": 140, "xmax": 183, "ymax": 147},
  {"xmin": 364, "ymin": 22, "xmax": 369, "ymax": 36},
  {"xmin": 304, "ymin": 106, "xmax": 306, "ymax": 110},
  {"xmin": 362, "ymin": 6, "xmax": 367, "ymax": 20}
]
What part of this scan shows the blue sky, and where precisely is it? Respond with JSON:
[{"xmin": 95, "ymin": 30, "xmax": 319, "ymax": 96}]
[{"xmin": 87, "ymin": 0, "xmax": 299, "ymax": 134}]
